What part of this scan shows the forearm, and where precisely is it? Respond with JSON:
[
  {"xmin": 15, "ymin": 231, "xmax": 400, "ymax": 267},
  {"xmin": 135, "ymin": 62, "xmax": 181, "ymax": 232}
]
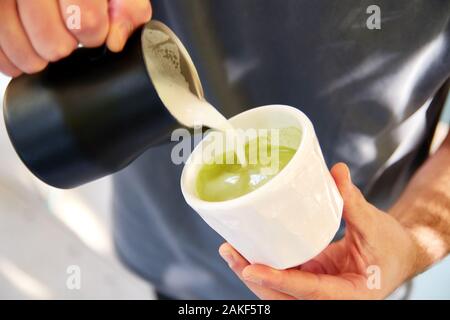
[{"xmin": 389, "ymin": 132, "xmax": 450, "ymax": 275}]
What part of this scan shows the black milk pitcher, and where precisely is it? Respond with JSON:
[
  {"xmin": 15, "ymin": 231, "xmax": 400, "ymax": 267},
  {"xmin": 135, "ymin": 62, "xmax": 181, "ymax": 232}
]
[{"xmin": 3, "ymin": 20, "xmax": 201, "ymax": 189}]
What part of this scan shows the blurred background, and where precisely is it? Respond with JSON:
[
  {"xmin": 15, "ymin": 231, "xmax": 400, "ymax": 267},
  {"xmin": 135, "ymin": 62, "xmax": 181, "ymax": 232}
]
[
  {"xmin": 0, "ymin": 73, "xmax": 449, "ymax": 299},
  {"xmin": 0, "ymin": 74, "xmax": 153, "ymax": 299}
]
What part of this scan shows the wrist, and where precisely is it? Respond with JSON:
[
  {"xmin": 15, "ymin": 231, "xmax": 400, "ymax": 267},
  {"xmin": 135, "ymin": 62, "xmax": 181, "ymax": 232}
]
[
  {"xmin": 395, "ymin": 218, "xmax": 435, "ymax": 279},
  {"xmin": 388, "ymin": 207, "xmax": 433, "ymax": 278},
  {"xmin": 403, "ymin": 227, "xmax": 425, "ymax": 279}
]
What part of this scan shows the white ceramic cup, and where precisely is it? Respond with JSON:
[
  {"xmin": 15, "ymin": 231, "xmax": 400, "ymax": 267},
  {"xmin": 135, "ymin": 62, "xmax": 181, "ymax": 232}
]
[{"xmin": 181, "ymin": 105, "xmax": 343, "ymax": 269}]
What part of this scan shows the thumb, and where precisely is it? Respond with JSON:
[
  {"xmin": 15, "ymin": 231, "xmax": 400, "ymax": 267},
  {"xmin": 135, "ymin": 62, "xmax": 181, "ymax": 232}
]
[
  {"xmin": 107, "ymin": 0, "xmax": 152, "ymax": 52},
  {"xmin": 331, "ymin": 163, "xmax": 376, "ymax": 229}
]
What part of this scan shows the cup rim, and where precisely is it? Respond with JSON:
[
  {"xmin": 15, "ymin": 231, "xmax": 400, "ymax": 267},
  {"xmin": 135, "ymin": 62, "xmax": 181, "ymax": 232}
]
[{"xmin": 180, "ymin": 104, "xmax": 312, "ymax": 211}]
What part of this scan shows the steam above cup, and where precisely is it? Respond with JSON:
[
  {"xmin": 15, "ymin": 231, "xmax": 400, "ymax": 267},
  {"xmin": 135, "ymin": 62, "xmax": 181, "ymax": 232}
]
[{"xmin": 181, "ymin": 105, "xmax": 343, "ymax": 269}]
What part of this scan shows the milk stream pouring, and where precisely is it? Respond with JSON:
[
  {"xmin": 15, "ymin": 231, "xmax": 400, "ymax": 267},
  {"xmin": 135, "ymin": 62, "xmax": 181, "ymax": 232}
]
[
  {"xmin": 3, "ymin": 20, "xmax": 245, "ymax": 188},
  {"xmin": 141, "ymin": 24, "xmax": 247, "ymax": 166}
]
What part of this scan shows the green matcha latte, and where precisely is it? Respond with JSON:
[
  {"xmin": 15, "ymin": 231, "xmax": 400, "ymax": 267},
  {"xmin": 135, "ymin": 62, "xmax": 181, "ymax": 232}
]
[{"xmin": 195, "ymin": 127, "xmax": 301, "ymax": 202}]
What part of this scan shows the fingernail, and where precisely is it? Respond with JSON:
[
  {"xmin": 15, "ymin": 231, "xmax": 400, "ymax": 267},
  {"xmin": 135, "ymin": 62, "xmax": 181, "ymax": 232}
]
[
  {"xmin": 109, "ymin": 21, "xmax": 132, "ymax": 52},
  {"xmin": 219, "ymin": 251, "xmax": 235, "ymax": 268},
  {"xmin": 119, "ymin": 21, "xmax": 132, "ymax": 38},
  {"xmin": 346, "ymin": 165, "xmax": 352, "ymax": 183},
  {"xmin": 242, "ymin": 272, "xmax": 262, "ymax": 286}
]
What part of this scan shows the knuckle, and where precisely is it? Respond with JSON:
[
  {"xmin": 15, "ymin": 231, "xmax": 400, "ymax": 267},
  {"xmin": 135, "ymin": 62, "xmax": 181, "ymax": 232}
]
[
  {"xmin": 41, "ymin": 43, "xmax": 75, "ymax": 62},
  {"xmin": 142, "ymin": 4, "xmax": 153, "ymax": 21},
  {"xmin": 70, "ymin": 8, "xmax": 108, "ymax": 46},
  {"xmin": 345, "ymin": 184, "xmax": 364, "ymax": 206},
  {"xmin": 79, "ymin": 9, "xmax": 107, "ymax": 34},
  {"xmin": 0, "ymin": 66, "xmax": 20, "ymax": 78},
  {"xmin": 12, "ymin": 71, "xmax": 23, "ymax": 78},
  {"xmin": 266, "ymin": 271, "xmax": 284, "ymax": 289},
  {"xmin": 22, "ymin": 61, "xmax": 48, "ymax": 74},
  {"xmin": 134, "ymin": 0, "xmax": 152, "ymax": 22},
  {"xmin": 1, "ymin": 46, "xmax": 47, "ymax": 74}
]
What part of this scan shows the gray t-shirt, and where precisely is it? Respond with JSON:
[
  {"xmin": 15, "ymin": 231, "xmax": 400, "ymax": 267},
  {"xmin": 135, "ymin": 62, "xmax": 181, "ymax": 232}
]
[{"xmin": 112, "ymin": 0, "xmax": 450, "ymax": 299}]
